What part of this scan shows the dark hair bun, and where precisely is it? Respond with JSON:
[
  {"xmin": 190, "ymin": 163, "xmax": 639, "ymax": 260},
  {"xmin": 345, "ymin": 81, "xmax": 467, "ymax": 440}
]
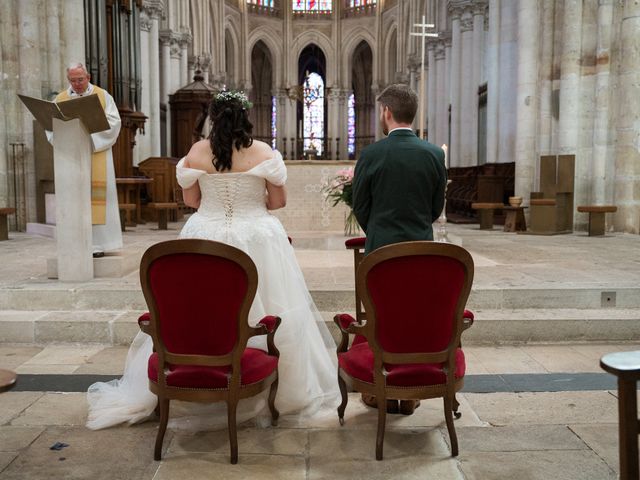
[{"xmin": 208, "ymin": 93, "xmax": 254, "ymax": 171}]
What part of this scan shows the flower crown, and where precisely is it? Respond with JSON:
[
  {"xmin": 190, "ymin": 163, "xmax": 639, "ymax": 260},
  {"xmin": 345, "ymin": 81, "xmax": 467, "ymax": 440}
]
[{"xmin": 213, "ymin": 90, "xmax": 253, "ymax": 109}]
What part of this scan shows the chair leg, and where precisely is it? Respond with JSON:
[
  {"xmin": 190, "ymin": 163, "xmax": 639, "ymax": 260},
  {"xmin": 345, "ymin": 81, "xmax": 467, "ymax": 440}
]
[
  {"xmin": 227, "ymin": 399, "xmax": 239, "ymax": 464},
  {"xmin": 268, "ymin": 377, "xmax": 280, "ymax": 426},
  {"xmin": 337, "ymin": 372, "xmax": 349, "ymax": 425},
  {"xmin": 443, "ymin": 395, "xmax": 459, "ymax": 456},
  {"xmin": 453, "ymin": 394, "xmax": 462, "ymax": 419},
  {"xmin": 375, "ymin": 394, "xmax": 387, "ymax": 460},
  {"xmin": 154, "ymin": 398, "xmax": 170, "ymax": 461}
]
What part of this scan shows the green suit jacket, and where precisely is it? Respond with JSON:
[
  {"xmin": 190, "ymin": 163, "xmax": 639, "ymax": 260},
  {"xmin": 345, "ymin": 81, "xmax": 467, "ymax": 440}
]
[{"xmin": 352, "ymin": 129, "xmax": 447, "ymax": 254}]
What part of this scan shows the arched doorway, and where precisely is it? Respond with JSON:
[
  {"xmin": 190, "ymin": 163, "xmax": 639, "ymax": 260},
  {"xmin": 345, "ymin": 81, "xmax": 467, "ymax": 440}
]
[
  {"xmin": 298, "ymin": 44, "xmax": 327, "ymax": 158},
  {"xmin": 250, "ymin": 40, "xmax": 274, "ymax": 145},
  {"xmin": 351, "ymin": 40, "xmax": 374, "ymax": 159},
  {"xmin": 225, "ymin": 29, "xmax": 236, "ymax": 89}
]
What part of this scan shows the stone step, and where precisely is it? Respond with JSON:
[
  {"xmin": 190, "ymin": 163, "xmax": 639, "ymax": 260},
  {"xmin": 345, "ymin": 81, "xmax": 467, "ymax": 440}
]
[
  {"xmin": 2, "ymin": 308, "xmax": 639, "ymax": 346},
  {"xmin": 2, "ymin": 286, "xmax": 639, "ymax": 311}
]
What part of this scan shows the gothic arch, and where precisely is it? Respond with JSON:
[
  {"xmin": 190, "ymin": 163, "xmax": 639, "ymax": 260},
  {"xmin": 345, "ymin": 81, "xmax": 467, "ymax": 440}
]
[
  {"xmin": 250, "ymin": 40, "xmax": 275, "ymax": 143},
  {"xmin": 291, "ymin": 31, "xmax": 335, "ymax": 86},
  {"xmin": 247, "ymin": 26, "xmax": 283, "ymax": 87},
  {"xmin": 340, "ymin": 29, "xmax": 377, "ymax": 89},
  {"xmin": 383, "ymin": 25, "xmax": 398, "ymax": 86},
  {"xmin": 224, "ymin": 23, "xmax": 239, "ymax": 88}
]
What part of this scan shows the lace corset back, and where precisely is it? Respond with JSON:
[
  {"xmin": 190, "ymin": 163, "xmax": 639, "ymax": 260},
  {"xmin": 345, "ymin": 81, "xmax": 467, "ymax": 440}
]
[{"xmin": 198, "ymin": 173, "xmax": 267, "ymax": 224}]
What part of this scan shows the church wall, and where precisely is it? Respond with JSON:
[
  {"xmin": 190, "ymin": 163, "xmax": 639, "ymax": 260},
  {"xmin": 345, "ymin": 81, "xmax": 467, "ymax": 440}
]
[{"xmin": 0, "ymin": 0, "xmax": 84, "ymax": 231}]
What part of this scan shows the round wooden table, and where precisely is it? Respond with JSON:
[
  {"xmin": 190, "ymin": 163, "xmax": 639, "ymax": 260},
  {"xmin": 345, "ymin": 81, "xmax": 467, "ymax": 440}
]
[{"xmin": 0, "ymin": 369, "xmax": 17, "ymax": 393}]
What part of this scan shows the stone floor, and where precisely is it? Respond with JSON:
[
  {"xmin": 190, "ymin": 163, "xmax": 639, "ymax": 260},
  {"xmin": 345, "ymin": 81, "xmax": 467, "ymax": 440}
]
[{"xmin": 1, "ymin": 220, "xmax": 639, "ymax": 478}]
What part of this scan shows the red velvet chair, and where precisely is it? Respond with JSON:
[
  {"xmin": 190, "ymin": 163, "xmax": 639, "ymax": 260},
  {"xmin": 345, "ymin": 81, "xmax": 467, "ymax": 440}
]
[
  {"xmin": 334, "ymin": 241, "xmax": 474, "ymax": 460},
  {"xmin": 139, "ymin": 239, "xmax": 281, "ymax": 464}
]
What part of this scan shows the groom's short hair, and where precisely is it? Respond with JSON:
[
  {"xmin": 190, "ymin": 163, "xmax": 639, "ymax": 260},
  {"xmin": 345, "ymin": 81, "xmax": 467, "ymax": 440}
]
[{"xmin": 377, "ymin": 84, "xmax": 418, "ymax": 124}]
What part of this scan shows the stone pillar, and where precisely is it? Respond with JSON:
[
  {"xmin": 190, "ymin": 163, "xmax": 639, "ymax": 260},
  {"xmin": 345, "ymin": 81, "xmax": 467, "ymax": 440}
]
[
  {"xmin": 537, "ymin": 0, "xmax": 555, "ymax": 161},
  {"xmin": 459, "ymin": 10, "xmax": 474, "ymax": 166},
  {"xmin": 449, "ymin": 8, "xmax": 462, "ymax": 167},
  {"xmin": 514, "ymin": 0, "xmax": 539, "ymax": 201},
  {"xmin": 427, "ymin": 45, "xmax": 436, "ymax": 142},
  {"xmin": 614, "ymin": 0, "xmax": 640, "ymax": 233},
  {"xmin": 485, "ymin": 0, "xmax": 500, "ymax": 165},
  {"xmin": 148, "ymin": 5, "xmax": 162, "ymax": 157},
  {"xmin": 180, "ymin": 30, "xmax": 190, "ymax": 88},
  {"xmin": 434, "ymin": 41, "xmax": 447, "ymax": 148},
  {"xmin": 274, "ymin": 89, "xmax": 288, "ymax": 155},
  {"xmin": 497, "ymin": 0, "xmax": 517, "ymax": 165},
  {"xmin": 170, "ymin": 38, "xmax": 182, "ymax": 93},
  {"xmin": 160, "ymin": 31, "xmax": 172, "ymax": 155},
  {"xmin": 138, "ymin": 9, "xmax": 152, "ymax": 163},
  {"xmin": 592, "ymin": 0, "xmax": 614, "ymax": 205},
  {"xmin": 558, "ymin": 0, "xmax": 582, "ymax": 153},
  {"xmin": 45, "ymin": 1, "xmax": 62, "ymax": 97}
]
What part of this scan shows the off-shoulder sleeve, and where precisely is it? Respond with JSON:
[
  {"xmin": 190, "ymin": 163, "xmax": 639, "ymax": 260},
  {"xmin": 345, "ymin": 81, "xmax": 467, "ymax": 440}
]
[
  {"xmin": 176, "ymin": 158, "xmax": 206, "ymax": 188},
  {"xmin": 254, "ymin": 151, "xmax": 287, "ymax": 186}
]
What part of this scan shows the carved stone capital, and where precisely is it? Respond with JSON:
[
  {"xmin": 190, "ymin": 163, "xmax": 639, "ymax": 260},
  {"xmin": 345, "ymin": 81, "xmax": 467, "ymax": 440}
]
[
  {"xmin": 460, "ymin": 11, "xmax": 474, "ymax": 31},
  {"xmin": 142, "ymin": 0, "xmax": 164, "ymax": 20},
  {"xmin": 139, "ymin": 10, "xmax": 152, "ymax": 32}
]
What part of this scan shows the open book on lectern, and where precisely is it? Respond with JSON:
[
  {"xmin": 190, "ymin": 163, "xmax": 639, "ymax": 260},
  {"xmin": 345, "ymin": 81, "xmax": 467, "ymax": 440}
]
[{"xmin": 18, "ymin": 93, "xmax": 110, "ymax": 133}]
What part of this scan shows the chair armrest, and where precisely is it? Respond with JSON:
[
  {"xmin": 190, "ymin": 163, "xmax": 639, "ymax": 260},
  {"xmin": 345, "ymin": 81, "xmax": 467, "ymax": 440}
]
[
  {"xmin": 345, "ymin": 237, "xmax": 365, "ymax": 249},
  {"xmin": 258, "ymin": 315, "xmax": 280, "ymax": 334},
  {"xmin": 334, "ymin": 314, "xmax": 368, "ymax": 353},
  {"xmin": 462, "ymin": 309, "xmax": 475, "ymax": 331},
  {"xmin": 138, "ymin": 312, "xmax": 151, "ymax": 335}
]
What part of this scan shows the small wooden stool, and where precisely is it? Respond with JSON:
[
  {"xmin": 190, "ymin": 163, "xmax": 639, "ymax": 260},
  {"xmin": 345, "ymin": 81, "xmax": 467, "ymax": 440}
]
[
  {"xmin": 0, "ymin": 369, "xmax": 17, "ymax": 393},
  {"xmin": 503, "ymin": 206, "xmax": 527, "ymax": 232},
  {"xmin": 0, "ymin": 207, "xmax": 16, "ymax": 241},
  {"xmin": 577, "ymin": 205, "xmax": 617, "ymax": 236},
  {"xmin": 600, "ymin": 350, "xmax": 640, "ymax": 479},
  {"xmin": 148, "ymin": 202, "xmax": 178, "ymax": 230},
  {"xmin": 118, "ymin": 203, "xmax": 136, "ymax": 232},
  {"xmin": 471, "ymin": 202, "xmax": 503, "ymax": 230}
]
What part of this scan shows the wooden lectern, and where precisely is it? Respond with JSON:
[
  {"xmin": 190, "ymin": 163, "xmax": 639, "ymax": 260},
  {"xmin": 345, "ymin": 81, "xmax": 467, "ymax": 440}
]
[{"xmin": 18, "ymin": 94, "xmax": 110, "ymax": 281}]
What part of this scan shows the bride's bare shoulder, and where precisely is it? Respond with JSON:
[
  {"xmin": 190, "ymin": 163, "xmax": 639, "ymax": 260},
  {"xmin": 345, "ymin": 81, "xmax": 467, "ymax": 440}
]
[
  {"xmin": 249, "ymin": 140, "xmax": 277, "ymax": 162},
  {"xmin": 185, "ymin": 140, "xmax": 213, "ymax": 169}
]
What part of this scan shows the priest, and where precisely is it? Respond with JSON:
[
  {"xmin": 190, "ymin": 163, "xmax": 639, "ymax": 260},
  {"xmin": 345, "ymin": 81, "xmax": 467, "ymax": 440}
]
[{"xmin": 46, "ymin": 62, "xmax": 122, "ymax": 257}]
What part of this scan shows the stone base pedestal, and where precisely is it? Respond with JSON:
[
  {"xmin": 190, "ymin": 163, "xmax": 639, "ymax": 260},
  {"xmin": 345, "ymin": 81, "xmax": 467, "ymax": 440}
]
[{"xmin": 47, "ymin": 249, "xmax": 140, "ymax": 279}]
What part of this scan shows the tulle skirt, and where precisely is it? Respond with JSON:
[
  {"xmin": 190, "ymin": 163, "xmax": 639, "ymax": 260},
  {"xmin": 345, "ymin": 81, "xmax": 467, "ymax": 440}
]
[{"xmin": 86, "ymin": 212, "xmax": 341, "ymax": 431}]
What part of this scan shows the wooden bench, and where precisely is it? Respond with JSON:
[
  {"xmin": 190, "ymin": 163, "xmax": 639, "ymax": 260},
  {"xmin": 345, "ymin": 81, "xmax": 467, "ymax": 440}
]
[
  {"xmin": 577, "ymin": 205, "xmax": 617, "ymax": 236},
  {"xmin": 118, "ymin": 203, "xmax": 136, "ymax": 232},
  {"xmin": 0, "ymin": 208, "xmax": 16, "ymax": 241},
  {"xmin": 148, "ymin": 202, "xmax": 178, "ymax": 230},
  {"xmin": 471, "ymin": 203, "xmax": 503, "ymax": 230},
  {"xmin": 502, "ymin": 206, "xmax": 527, "ymax": 232}
]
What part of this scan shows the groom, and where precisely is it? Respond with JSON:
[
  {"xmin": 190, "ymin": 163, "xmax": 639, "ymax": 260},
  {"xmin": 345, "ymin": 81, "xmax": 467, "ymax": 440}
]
[{"xmin": 352, "ymin": 84, "xmax": 447, "ymax": 414}]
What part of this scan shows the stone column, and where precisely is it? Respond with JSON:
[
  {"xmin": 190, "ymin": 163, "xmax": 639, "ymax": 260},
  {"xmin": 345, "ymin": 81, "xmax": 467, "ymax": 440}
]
[
  {"xmin": 537, "ymin": 0, "xmax": 555, "ymax": 160},
  {"xmin": 160, "ymin": 31, "xmax": 172, "ymax": 155},
  {"xmin": 448, "ymin": 7, "xmax": 462, "ymax": 167},
  {"xmin": 148, "ymin": 5, "xmax": 162, "ymax": 157},
  {"xmin": 514, "ymin": 0, "xmax": 539, "ymax": 201},
  {"xmin": 485, "ymin": 0, "xmax": 500, "ymax": 165},
  {"xmin": 434, "ymin": 41, "xmax": 447, "ymax": 148},
  {"xmin": 459, "ymin": 10, "xmax": 475, "ymax": 166},
  {"xmin": 614, "ymin": 0, "xmax": 640, "ymax": 233},
  {"xmin": 558, "ymin": 0, "xmax": 582, "ymax": 153},
  {"xmin": 137, "ymin": 9, "xmax": 152, "ymax": 163},
  {"xmin": 592, "ymin": 0, "xmax": 614, "ymax": 204},
  {"xmin": 180, "ymin": 30, "xmax": 191, "ymax": 88},
  {"xmin": 497, "ymin": 0, "xmax": 517, "ymax": 165},
  {"xmin": 45, "ymin": 1, "xmax": 62, "ymax": 97},
  {"xmin": 471, "ymin": 2, "xmax": 486, "ymax": 161},
  {"xmin": 427, "ymin": 45, "xmax": 436, "ymax": 142},
  {"xmin": 170, "ymin": 37, "xmax": 182, "ymax": 93}
]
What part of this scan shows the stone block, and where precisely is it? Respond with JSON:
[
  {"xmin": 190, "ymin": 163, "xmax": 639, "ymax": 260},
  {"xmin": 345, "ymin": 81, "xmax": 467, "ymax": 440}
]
[{"xmin": 35, "ymin": 312, "xmax": 115, "ymax": 343}]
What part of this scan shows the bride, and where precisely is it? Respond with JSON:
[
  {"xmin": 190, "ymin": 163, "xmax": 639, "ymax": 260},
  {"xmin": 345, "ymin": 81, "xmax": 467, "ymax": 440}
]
[{"xmin": 86, "ymin": 91, "xmax": 340, "ymax": 430}]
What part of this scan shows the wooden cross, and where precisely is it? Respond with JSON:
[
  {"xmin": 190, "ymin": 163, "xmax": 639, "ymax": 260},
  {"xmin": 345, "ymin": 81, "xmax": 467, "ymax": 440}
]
[{"xmin": 410, "ymin": 15, "xmax": 438, "ymax": 139}]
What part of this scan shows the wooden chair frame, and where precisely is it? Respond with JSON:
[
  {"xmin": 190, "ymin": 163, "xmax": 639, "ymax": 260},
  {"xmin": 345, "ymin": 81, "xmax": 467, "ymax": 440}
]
[
  {"xmin": 335, "ymin": 241, "xmax": 474, "ymax": 460},
  {"xmin": 139, "ymin": 239, "xmax": 281, "ymax": 464}
]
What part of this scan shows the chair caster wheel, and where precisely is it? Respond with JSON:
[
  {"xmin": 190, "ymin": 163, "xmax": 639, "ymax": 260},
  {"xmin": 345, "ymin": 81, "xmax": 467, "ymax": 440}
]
[{"xmin": 339, "ymin": 417, "xmax": 344, "ymax": 426}]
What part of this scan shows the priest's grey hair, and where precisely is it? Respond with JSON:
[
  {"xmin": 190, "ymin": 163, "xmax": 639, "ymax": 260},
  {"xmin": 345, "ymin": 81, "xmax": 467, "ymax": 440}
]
[{"xmin": 66, "ymin": 62, "xmax": 89, "ymax": 75}]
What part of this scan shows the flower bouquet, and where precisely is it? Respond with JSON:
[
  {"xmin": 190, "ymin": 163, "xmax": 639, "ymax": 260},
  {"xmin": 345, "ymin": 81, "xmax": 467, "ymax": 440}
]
[{"xmin": 323, "ymin": 167, "xmax": 360, "ymax": 236}]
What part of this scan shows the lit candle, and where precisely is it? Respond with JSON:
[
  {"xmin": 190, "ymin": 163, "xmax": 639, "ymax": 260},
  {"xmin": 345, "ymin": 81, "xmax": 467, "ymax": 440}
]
[{"xmin": 441, "ymin": 144, "xmax": 448, "ymax": 169}]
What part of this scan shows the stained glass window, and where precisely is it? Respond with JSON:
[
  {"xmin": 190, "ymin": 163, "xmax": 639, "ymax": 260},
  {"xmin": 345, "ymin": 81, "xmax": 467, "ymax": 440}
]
[
  {"xmin": 248, "ymin": 0, "xmax": 274, "ymax": 7},
  {"xmin": 348, "ymin": 0, "xmax": 375, "ymax": 6},
  {"xmin": 271, "ymin": 96, "xmax": 277, "ymax": 149},
  {"xmin": 293, "ymin": 0, "xmax": 332, "ymax": 12},
  {"xmin": 347, "ymin": 93, "xmax": 355, "ymax": 157},
  {"xmin": 303, "ymin": 72, "xmax": 324, "ymax": 155}
]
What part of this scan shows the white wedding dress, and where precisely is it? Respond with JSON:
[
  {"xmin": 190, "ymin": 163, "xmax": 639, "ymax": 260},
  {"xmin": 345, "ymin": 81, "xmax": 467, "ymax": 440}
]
[{"xmin": 86, "ymin": 151, "xmax": 340, "ymax": 431}]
